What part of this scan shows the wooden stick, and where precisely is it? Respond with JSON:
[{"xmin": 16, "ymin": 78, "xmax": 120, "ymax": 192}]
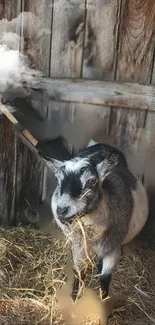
[
  {"xmin": 0, "ymin": 103, "xmax": 19, "ymax": 125},
  {"xmin": 0, "ymin": 103, "xmax": 38, "ymax": 147}
]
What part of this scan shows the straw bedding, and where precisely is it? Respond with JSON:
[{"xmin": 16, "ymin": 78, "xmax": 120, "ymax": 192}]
[{"xmin": 0, "ymin": 226, "xmax": 155, "ymax": 325}]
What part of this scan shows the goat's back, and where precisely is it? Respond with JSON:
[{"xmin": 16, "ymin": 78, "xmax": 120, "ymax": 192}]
[{"xmin": 122, "ymin": 178, "xmax": 148, "ymax": 245}]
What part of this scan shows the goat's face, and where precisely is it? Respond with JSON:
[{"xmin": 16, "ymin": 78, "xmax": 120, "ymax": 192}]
[
  {"xmin": 51, "ymin": 157, "xmax": 103, "ymax": 223},
  {"xmin": 41, "ymin": 139, "xmax": 121, "ymax": 224},
  {"xmin": 45, "ymin": 154, "xmax": 104, "ymax": 224}
]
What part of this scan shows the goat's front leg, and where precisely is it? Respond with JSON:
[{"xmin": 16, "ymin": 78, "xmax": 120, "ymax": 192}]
[
  {"xmin": 98, "ymin": 248, "xmax": 121, "ymax": 300},
  {"xmin": 71, "ymin": 266, "xmax": 87, "ymax": 301},
  {"xmin": 71, "ymin": 243, "xmax": 88, "ymax": 302}
]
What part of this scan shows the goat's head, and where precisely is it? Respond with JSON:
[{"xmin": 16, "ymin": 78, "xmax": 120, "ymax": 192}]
[{"xmin": 41, "ymin": 139, "xmax": 120, "ymax": 224}]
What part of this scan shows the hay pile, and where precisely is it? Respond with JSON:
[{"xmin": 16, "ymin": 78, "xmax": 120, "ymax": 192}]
[{"xmin": 0, "ymin": 227, "xmax": 155, "ymax": 325}]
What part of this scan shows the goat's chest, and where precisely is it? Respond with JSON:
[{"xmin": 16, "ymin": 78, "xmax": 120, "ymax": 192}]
[{"xmin": 65, "ymin": 216, "xmax": 105, "ymax": 263}]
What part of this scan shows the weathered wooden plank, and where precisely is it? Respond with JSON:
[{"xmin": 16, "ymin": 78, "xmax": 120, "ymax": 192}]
[
  {"xmin": 61, "ymin": 103, "xmax": 111, "ymax": 150},
  {"xmin": 109, "ymin": 108, "xmax": 146, "ymax": 175},
  {"xmin": 143, "ymin": 81, "xmax": 155, "ymax": 186},
  {"xmin": 22, "ymin": 0, "xmax": 53, "ymax": 75},
  {"xmin": 15, "ymin": 0, "xmax": 53, "ymax": 226},
  {"xmin": 0, "ymin": 0, "xmax": 21, "ymax": 50},
  {"xmin": 110, "ymin": 0, "xmax": 155, "ymax": 162},
  {"xmin": 143, "ymin": 1, "xmax": 155, "ymax": 184},
  {"xmin": 142, "ymin": 35, "xmax": 155, "ymax": 239},
  {"xmin": 0, "ymin": 1, "xmax": 22, "ymax": 225},
  {"xmin": 15, "ymin": 139, "xmax": 44, "ymax": 226},
  {"xmin": 50, "ymin": 0, "xmax": 106, "ymax": 150},
  {"xmin": 151, "ymin": 59, "xmax": 155, "ymax": 84},
  {"xmin": 11, "ymin": 77, "xmax": 155, "ymax": 111},
  {"xmin": 0, "ymin": 0, "xmax": 21, "ymax": 20},
  {"xmin": 50, "ymin": 0, "xmax": 86, "ymax": 148},
  {"xmin": 0, "ymin": 116, "xmax": 16, "ymax": 225},
  {"xmin": 143, "ymin": 114, "xmax": 155, "ymax": 184},
  {"xmin": 83, "ymin": 0, "xmax": 120, "ymax": 80},
  {"xmin": 142, "ymin": 112, "xmax": 155, "ymax": 241},
  {"xmin": 0, "ymin": 103, "xmax": 39, "ymax": 146},
  {"xmin": 81, "ymin": 0, "xmax": 121, "ymax": 145},
  {"xmin": 50, "ymin": 0, "xmax": 85, "ymax": 78},
  {"xmin": 117, "ymin": 0, "xmax": 155, "ymax": 83}
]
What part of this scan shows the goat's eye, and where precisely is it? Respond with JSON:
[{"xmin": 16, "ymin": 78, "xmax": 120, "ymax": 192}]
[{"xmin": 88, "ymin": 178, "xmax": 97, "ymax": 185}]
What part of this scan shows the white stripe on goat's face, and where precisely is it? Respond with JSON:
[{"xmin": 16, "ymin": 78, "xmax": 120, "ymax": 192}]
[
  {"xmin": 51, "ymin": 157, "xmax": 102, "ymax": 224},
  {"xmin": 65, "ymin": 157, "xmax": 90, "ymax": 173}
]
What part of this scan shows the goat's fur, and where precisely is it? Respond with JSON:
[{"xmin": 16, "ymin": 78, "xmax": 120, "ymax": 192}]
[{"xmin": 41, "ymin": 140, "xmax": 149, "ymax": 300}]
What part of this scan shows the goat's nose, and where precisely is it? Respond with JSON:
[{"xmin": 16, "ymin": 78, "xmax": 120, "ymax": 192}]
[{"xmin": 57, "ymin": 206, "xmax": 69, "ymax": 218}]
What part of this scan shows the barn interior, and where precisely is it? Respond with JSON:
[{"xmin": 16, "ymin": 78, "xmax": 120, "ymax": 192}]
[{"xmin": 0, "ymin": 1, "xmax": 155, "ymax": 324}]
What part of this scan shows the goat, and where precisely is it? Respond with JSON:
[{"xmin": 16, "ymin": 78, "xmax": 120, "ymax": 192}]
[{"xmin": 40, "ymin": 139, "xmax": 149, "ymax": 301}]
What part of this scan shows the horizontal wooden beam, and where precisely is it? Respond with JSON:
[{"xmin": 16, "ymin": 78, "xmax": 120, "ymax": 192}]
[
  {"xmin": 3, "ymin": 76, "xmax": 155, "ymax": 111},
  {"xmin": 26, "ymin": 78, "xmax": 155, "ymax": 111}
]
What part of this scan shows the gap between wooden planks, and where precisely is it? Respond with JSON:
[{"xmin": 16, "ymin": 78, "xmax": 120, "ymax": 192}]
[{"xmin": 0, "ymin": 103, "xmax": 38, "ymax": 147}]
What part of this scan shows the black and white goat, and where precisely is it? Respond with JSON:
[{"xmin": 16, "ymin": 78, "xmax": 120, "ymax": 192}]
[{"xmin": 41, "ymin": 140, "xmax": 149, "ymax": 301}]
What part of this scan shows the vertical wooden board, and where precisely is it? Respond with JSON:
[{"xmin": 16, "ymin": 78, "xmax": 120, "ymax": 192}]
[
  {"xmin": 151, "ymin": 60, "xmax": 155, "ymax": 84},
  {"xmin": 0, "ymin": 1, "xmax": 22, "ymax": 225},
  {"xmin": 50, "ymin": 0, "xmax": 85, "ymax": 78},
  {"xmin": 0, "ymin": 116, "xmax": 16, "ymax": 225},
  {"xmin": 143, "ymin": 110, "xmax": 155, "ymax": 240},
  {"xmin": 15, "ymin": 139, "xmax": 43, "ymax": 226},
  {"xmin": 110, "ymin": 108, "xmax": 146, "ymax": 153},
  {"xmin": 0, "ymin": 0, "xmax": 21, "ymax": 50},
  {"xmin": 144, "ymin": 3, "xmax": 155, "ymax": 184},
  {"xmin": 81, "ymin": 0, "xmax": 122, "ymax": 145},
  {"xmin": 109, "ymin": 107, "xmax": 147, "ymax": 176},
  {"xmin": 0, "ymin": 0, "xmax": 21, "ymax": 20},
  {"xmin": 47, "ymin": 101, "xmax": 111, "ymax": 149},
  {"xmin": 50, "ymin": 0, "xmax": 113, "ymax": 148},
  {"xmin": 83, "ymin": 0, "xmax": 120, "ymax": 80},
  {"xmin": 143, "ymin": 112, "xmax": 155, "ymax": 184},
  {"xmin": 22, "ymin": 0, "xmax": 53, "ymax": 75},
  {"xmin": 142, "ymin": 44, "xmax": 155, "ymax": 242},
  {"xmin": 110, "ymin": 0, "xmax": 155, "ymax": 168},
  {"xmin": 15, "ymin": 0, "xmax": 53, "ymax": 225},
  {"xmin": 117, "ymin": 0, "xmax": 155, "ymax": 82},
  {"xmin": 61, "ymin": 103, "xmax": 111, "ymax": 150},
  {"xmin": 143, "ymin": 60, "xmax": 155, "ymax": 185},
  {"xmin": 50, "ymin": 0, "xmax": 86, "ymax": 148}
]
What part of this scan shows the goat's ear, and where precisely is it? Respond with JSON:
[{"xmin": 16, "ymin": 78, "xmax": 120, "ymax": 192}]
[
  {"xmin": 87, "ymin": 139, "xmax": 98, "ymax": 147},
  {"xmin": 39, "ymin": 152, "xmax": 64, "ymax": 173},
  {"xmin": 96, "ymin": 160, "xmax": 105, "ymax": 180},
  {"xmin": 96, "ymin": 159, "xmax": 110, "ymax": 182},
  {"xmin": 96, "ymin": 153, "xmax": 118, "ymax": 181}
]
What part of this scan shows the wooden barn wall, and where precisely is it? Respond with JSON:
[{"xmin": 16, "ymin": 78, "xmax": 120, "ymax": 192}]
[
  {"xmin": 0, "ymin": 0, "xmax": 21, "ymax": 225},
  {"xmin": 0, "ymin": 0, "xmax": 155, "ymax": 225},
  {"xmin": 110, "ymin": 0, "xmax": 155, "ymax": 161},
  {"xmin": 0, "ymin": 0, "xmax": 50, "ymax": 225}
]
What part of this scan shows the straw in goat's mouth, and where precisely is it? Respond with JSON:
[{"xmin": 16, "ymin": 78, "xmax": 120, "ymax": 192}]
[{"xmin": 64, "ymin": 213, "xmax": 85, "ymax": 225}]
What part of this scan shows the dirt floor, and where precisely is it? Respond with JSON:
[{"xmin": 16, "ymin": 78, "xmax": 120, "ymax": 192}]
[{"xmin": 0, "ymin": 227, "xmax": 155, "ymax": 325}]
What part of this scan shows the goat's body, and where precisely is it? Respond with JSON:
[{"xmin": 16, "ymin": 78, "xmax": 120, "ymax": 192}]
[
  {"xmin": 47, "ymin": 140, "xmax": 149, "ymax": 299},
  {"xmin": 57, "ymin": 175, "xmax": 148, "ymax": 271},
  {"xmin": 122, "ymin": 179, "xmax": 148, "ymax": 245}
]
